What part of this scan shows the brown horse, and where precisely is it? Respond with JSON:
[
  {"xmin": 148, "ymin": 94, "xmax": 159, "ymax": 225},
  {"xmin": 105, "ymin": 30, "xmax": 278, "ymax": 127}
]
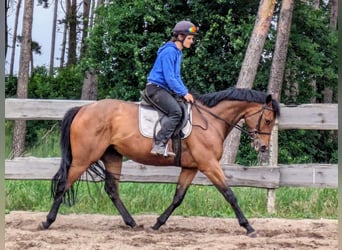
[{"xmin": 40, "ymin": 87, "xmax": 280, "ymax": 237}]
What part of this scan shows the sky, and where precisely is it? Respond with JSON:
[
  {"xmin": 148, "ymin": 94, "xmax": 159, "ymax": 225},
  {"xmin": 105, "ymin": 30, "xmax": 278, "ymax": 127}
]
[{"xmin": 6, "ymin": 1, "xmax": 64, "ymax": 74}]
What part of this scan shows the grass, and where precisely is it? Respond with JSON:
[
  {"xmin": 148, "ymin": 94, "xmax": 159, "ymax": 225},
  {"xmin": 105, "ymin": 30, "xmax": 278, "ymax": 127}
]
[{"xmin": 5, "ymin": 180, "xmax": 338, "ymax": 219}]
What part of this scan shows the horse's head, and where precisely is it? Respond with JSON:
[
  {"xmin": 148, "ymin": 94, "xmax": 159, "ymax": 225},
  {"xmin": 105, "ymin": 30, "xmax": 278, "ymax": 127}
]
[{"xmin": 244, "ymin": 94, "xmax": 279, "ymax": 153}]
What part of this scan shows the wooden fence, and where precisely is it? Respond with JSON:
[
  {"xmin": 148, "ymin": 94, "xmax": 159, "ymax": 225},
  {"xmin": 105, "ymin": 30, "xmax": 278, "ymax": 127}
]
[{"xmin": 4, "ymin": 99, "xmax": 338, "ymax": 211}]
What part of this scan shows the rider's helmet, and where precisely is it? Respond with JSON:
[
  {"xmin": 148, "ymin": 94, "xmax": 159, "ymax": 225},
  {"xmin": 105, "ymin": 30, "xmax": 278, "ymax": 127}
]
[{"xmin": 172, "ymin": 21, "xmax": 199, "ymax": 36}]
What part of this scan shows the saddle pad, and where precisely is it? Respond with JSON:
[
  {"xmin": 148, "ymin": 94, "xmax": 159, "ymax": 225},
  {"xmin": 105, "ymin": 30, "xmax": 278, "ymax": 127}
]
[{"xmin": 139, "ymin": 103, "xmax": 192, "ymax": 139}]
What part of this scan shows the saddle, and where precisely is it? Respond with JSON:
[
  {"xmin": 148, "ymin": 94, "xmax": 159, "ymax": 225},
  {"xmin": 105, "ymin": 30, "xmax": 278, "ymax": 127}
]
[{"xmin": 139, "ymin": 90, "xmax": 192, "ymax": 165}]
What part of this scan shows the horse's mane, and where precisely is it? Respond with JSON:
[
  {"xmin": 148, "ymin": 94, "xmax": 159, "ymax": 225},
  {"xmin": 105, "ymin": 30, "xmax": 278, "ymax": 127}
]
[{"xmin": 195, "ymin": 87, "xmax": 280, "ymax": 116}]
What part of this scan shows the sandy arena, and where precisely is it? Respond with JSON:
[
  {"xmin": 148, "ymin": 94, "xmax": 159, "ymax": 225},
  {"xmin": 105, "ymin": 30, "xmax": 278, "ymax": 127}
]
[{"xmin": 5, "ymin": 211, "xmax": 337, "ymax": 250}]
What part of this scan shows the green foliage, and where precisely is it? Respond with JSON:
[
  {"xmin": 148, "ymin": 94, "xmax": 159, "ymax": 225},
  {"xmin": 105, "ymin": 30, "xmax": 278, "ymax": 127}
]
[
  {"xmin": 6, "ymin": 66, "xmax": 83, "ymax": 100},
  {"xmin": 278, "ymin": 130, "xmax": 337, "ymax": 164},
  {"xmin": 5, "ymin": 75, "xmax": 17, "ymax": 97},
  {"xmin": 283, "ymin": 1, "xmax": 337, "ymax": 104},
  {"xmin": 29, "ymin": 66, "xmax": 83, "ymax": 99},
  {"xmin": 81, "ymin": 1, "xmax": 260, "ymax": 99}
]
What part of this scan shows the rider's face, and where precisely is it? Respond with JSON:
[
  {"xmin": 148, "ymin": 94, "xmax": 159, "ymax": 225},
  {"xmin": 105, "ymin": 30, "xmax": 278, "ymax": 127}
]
[{"xmin": 182, "ymin": 35, "xmax": 195, "ymax": 49}]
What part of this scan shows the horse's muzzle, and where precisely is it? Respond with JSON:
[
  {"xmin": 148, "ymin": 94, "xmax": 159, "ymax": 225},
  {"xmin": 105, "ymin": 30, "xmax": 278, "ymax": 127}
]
[
  {"xmin": 259, "ymin": 145, "xmax": 267, "ymax": 153},
  {"xmin": 251, "ymin": 139, "xmax": 268, "ymax": 153}
]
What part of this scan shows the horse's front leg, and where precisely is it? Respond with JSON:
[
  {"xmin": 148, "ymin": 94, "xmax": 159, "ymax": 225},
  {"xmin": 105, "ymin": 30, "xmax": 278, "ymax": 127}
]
[
  {"xmin": 202, "ymin": 163, "xmax": 256, "ymax": 237},
  {"xmin": 152, "ymin": 168, "xmax": 198, "ymax": 230},
  {"xmin": 102, "ymin": 147, "xmax": 136, "ymax": 228}
]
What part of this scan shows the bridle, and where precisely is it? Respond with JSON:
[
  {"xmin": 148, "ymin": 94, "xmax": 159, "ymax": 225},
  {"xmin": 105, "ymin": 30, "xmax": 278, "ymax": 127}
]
[
  {"xmin": 244, "ymin": 104, "xmax": 275, "ymax": 139},
  {"xmin": 192, "ymin": 102, "xmax": 275, "ymax": 140}
]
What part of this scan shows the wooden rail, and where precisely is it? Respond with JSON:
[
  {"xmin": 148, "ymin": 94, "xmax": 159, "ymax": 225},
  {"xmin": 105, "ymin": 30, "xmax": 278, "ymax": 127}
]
[
  {"xmin": 5, "ymin": 98, "xmax": 338, "ymax": 130},
  {"xmin": 5, "ymin": 157, "xmax": 337, "ymax": 188},
  {"xmin": 5, "ymin": 99, "xmax": 338, "ymax": 189}
]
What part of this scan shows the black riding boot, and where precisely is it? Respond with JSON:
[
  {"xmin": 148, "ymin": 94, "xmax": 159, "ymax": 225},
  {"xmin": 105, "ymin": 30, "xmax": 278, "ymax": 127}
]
[
  {"xmin": 151, "ymin": 116, "xmax": 179, "ymax": 157},
  {"xmin": 151, "ymin": 112, "xmax": 181, "ymax": 157}
]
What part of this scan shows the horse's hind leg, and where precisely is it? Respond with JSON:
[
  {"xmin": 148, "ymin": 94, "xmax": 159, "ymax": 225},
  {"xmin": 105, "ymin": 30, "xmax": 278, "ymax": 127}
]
[
  {"xmin": 40, "ymin": 163, "xmax": 89, "ymax": 230},
  {"xmin": 101, "ymin": 146, "xmax": 136, "ymax": 228},
  {"xmin": 40, "ymin": 179, "xmax": 66, "ymax": 229},
  {"xmin": 152, "ymin": 168, "xmax": 198, "ymax": 230}
]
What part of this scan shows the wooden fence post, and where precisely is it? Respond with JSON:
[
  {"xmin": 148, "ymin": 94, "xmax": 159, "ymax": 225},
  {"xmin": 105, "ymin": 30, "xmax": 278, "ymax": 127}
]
[{"xmin": 267, "ymin": 120, "xmax": 279, "ymax": 214}]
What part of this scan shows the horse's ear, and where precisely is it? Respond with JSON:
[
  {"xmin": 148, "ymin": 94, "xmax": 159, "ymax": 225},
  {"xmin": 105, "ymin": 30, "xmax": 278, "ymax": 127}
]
[{"xmin": 265, "ymin": 94, "xmax": 272, "ymax": 107}]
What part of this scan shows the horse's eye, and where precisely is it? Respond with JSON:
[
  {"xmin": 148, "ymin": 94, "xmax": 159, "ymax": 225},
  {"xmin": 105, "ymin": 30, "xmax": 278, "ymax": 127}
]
[{"xmin": 265, "ymin": 119, "xmax": 271, "ymax": 125}]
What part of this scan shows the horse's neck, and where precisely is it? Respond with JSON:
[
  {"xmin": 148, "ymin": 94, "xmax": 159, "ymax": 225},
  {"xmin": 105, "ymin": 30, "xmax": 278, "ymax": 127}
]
[
  {"xmin": 213, "ymin": 100, "xmax": 250, "ymax": 124},
  {"xmin": 212, "ymin": 100, "xmax": 260, "ymax": 136}
]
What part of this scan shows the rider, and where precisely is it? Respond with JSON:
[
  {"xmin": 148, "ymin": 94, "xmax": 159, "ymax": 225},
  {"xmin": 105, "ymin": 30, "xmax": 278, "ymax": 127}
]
[{"xmin": 144, "ymin": 20, "xmax": 198, "ymax": 156}]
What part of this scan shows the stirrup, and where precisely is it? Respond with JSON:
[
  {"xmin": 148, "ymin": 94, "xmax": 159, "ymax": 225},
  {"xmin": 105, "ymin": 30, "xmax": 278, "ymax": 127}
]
[{"xmin": 151, "ymin": 143, "xmax": 175, "ymax": 157}]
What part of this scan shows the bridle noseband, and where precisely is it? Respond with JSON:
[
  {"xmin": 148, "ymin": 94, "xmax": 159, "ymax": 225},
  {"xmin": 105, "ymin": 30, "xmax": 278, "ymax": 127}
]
[{"xmin": 193, "ymin": 102, "xmax": 275, "ymax": 140}]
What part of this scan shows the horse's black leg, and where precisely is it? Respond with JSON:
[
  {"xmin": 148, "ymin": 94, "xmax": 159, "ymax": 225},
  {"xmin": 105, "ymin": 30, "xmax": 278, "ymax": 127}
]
[
  {"xmin": 202, "ymin": 165, "xmax": 256, "ymax": 237},
  {"xmin": 152, "ymin": 168, "xmax": 197, "ymax": 230},
  {"xmin": 39, "ymin": 181, "xmax": 66, "ymax": 229},
  {"xmin": 217, "ymin": 185, "xmax": 256, "ymax": 237},
  {"xmin": 104, "ymin": 170, "xmax": 136, "ymax": 228},
  {"xmin": 101, "ymin": 146, "xmax": 136, "ymax": 228}
]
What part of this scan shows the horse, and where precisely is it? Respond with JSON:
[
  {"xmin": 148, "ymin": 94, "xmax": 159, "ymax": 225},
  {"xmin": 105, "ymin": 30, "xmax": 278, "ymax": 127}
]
[{"xmin": 40, "ymin": 87, "xmax": 280, "ymax": 237}]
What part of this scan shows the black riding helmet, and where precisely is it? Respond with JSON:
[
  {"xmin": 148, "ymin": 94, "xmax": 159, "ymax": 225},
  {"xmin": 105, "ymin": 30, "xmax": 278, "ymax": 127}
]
[{"xmin": 172, "ymin": 21, "xmax": 199, "ymax": 44}]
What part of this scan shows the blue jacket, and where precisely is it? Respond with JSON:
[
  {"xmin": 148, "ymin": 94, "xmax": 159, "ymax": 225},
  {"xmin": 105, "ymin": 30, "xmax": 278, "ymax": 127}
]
[{"xmin": 147, "ymin": 42, "xmax": 188, "ymax": 96}]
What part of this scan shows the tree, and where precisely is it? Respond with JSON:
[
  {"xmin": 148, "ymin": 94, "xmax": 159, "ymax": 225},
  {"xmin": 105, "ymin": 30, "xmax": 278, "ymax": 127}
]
[
  {"xmin": 329, "ymin": 0, "xmax": 338, "ymax": 30},
  {"xmin": 81, "ymin": 69, "xmax": 98, "ymax": 100},
  {"xmin": 59, "ymin": 0, "xmax": 69, "ymax": 67},
  {"xmin": 5, "ymin": 1, "xmax": 9, "ymax": 57},
  {"xmin": 67, "ymin": 0, "xmax": 77, "ymax": 66},
  {"xmin": 268, "ymin": 0, "xmax": 294, "ymax": 101},
  {"xmin": 80, "ymin": 0, "xmax": 91, "ymax": 58},
  {"xmin": 11, "ymin": 0, "xmax": 34, "ymax": 158},
  {"xmin": 49, "ymin": 0, "xmax": 59, "ymax": 75},
  {"xmin": 221, "ymin": 0, "xmax": 277, "ymax": 164},
  {"xmin": 9, "ymin": 0, "xmax": 22, "ymax": 76}
]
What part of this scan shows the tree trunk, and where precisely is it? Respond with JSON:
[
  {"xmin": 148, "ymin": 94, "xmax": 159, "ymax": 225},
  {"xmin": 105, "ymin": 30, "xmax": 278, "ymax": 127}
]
[
  {"xmin": 328, "ymin": 0, "xmax": 338, "ymax": 142},
  {"xmin": 262, "ymin": 0, "xmax": 294, "ymax": 166},
  {"xmin": 5, "ymin": 1, "xmax": 8, "ymax": 57},
  {"xmin": 221, "ymin": 0, "xmax": 276, "ymax": 164},
  {"xmin": 307, "ymin": 0, "xmax": 320, "ymax": 104},
  {"xmin": 9, "ymin": 0, "xmax": 22, "ymax": 76},
  {"xmin": 12, "ymin": 0, "xmax": 34, "ymax": 158},
  {"xmin": 328, "ymin": 0, "xmax": 338, "ymax": 102},
  {"xmin": 313, "ymin": 0, "xmax": 320, "ymax": 9},
  {"xmin": 80, "ymin": 0, "xmax": 90, "ymax": 58},
  {"xmin": 268, "ymin": 0, "xmax": 294, "ymax": 101},
  {"xmin": 89, "ymin": 0, "xmax": 96, "ymax": 29},
  {"xmin": 81, "ymin": 69, "xmax": 98, "ymax": 100},
  {"xmin": 67, "ymin": 0, "xmax": 77, "ymax": 66},
  {"xmin": 30, "ymin": 49, "xmax": 33, "ymax": 72},
  {"xmin": 60, "ymin": 0, "xmax": 70, "ymax": 68},
  {"xmin": 329, "ymin": 0, "xmax": 338, "ymax": 32},
  {"xmin": 49, "ymin": 0, "xmax": 59, "ymax": 75}
]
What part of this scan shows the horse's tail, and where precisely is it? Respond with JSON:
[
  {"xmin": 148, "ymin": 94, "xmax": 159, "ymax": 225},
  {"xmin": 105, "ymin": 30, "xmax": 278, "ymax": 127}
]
[{"xmin": 51, "ymin": 106, "xmax": 82, "ymax": 206}]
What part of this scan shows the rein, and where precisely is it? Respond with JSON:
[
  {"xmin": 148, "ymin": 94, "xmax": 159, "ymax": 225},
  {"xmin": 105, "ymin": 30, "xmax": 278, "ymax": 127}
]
[
  {"xmin": 192, "ymin": 102, "xmax": 251, "ymax": 138},
  {"xmin": 192, "ymin": 101, "xmax": 274, "ymax": 139}
]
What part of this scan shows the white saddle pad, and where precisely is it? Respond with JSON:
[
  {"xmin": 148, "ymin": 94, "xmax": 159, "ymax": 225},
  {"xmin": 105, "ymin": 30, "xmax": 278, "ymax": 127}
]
[{"xmin": 138, "ymin": 103, "xmax": 192, "ymax": 139}]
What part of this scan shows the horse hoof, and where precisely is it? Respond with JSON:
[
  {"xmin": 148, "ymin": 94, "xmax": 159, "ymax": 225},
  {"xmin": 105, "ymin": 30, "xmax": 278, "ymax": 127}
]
[
  {"xmin": 247, "ymin": 231, "xmax": 257, "ymax": 238},
  {"xmin": 151, "ymin": 223, "xmax": 161, "ymax": 230},
  {"xmin": 38, "ymin": 222, "xmax": 48, "ymax": 230}
]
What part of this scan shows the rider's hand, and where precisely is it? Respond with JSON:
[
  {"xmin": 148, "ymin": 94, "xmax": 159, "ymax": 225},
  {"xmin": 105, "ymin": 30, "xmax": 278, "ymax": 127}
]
[{"xmin": 184, "ymin": 93, "xmax": 194, "ymax": 103}]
